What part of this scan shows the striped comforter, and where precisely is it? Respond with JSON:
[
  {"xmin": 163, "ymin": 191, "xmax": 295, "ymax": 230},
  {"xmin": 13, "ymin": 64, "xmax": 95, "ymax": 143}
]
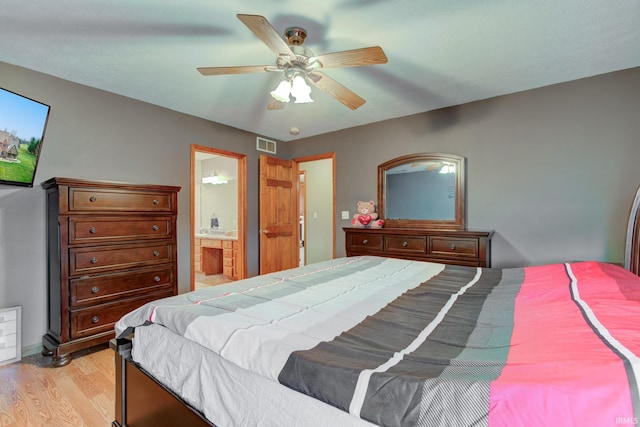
[{"xmin": 115, "ymin": 256, "xmax": 640, "ymax": 426}]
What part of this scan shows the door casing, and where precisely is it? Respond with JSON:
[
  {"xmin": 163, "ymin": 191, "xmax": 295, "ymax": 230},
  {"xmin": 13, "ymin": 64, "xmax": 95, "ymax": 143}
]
[{"xmin": 190, "ymin": 144, "xmax": 247, "ymax": 290}]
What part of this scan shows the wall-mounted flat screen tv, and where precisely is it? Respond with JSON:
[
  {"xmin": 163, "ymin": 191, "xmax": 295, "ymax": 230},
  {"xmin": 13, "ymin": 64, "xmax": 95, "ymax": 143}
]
[{"xmin": 0, "ymin": 87, "xmax": 51, "ymax": 187}]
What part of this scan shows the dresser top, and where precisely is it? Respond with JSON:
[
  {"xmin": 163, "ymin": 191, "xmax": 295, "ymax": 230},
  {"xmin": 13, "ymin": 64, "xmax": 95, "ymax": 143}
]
[
  {"xmin": 42, "ymin": 177, "xmax": 181, "ymax": 193},
  {"xmin": 343, "ymin": 227, "xmax": 494, "ymax": 237}
]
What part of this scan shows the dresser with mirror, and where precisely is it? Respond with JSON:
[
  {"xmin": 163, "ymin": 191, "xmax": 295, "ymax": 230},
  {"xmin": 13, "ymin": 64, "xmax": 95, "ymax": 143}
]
[{"xmin": 344, "ymin": 153, "xmax": 493, "ymax": 267}]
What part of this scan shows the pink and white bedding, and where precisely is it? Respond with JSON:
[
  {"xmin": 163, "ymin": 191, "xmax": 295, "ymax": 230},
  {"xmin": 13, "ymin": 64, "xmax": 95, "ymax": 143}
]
[{"xmin": 116, "ymin": 256, "xmax": 640, "ymax": 426}]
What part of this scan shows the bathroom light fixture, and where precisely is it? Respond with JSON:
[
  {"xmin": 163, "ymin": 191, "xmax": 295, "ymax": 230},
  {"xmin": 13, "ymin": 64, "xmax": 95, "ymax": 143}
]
[{"xmin": 202, "ymin": 172, "xmax": 228, "ymax": 185}]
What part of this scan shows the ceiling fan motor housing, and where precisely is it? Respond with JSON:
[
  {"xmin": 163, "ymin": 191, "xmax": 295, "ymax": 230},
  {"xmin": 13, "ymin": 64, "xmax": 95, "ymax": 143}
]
[{"xmin": 285, "ymin": 27, "xmax": 307, "ymax": 45}]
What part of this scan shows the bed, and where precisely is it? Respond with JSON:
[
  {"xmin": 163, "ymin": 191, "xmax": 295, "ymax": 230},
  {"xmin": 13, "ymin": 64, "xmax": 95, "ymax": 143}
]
[{"xmin": 112, "ymin": 188, "xmax": 640, "ymax": 427}]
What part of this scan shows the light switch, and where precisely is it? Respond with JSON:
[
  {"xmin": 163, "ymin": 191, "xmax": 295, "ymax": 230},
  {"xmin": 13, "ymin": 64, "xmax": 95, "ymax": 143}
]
[
  {"xmin": 313, "ymin": 212, "xmax": 318, "ymax": 219},
  {"xmin": 341, "ymin": 211, "xmax": 350, "ymax": 220}
]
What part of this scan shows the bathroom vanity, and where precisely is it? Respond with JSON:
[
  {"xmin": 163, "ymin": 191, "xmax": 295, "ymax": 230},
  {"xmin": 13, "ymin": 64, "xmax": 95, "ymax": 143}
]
[{"xmin": 194, "ymin": 234, "xmax": 239, "ymax": 279}]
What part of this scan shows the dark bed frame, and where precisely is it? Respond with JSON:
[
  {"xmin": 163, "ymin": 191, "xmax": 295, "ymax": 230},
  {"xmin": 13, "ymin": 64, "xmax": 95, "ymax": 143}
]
[
  {"xmin": 111, "ymin": 185, "xmax": 640, "ymax": 427},
  {"xmin": 110, "ymin": 337, "xmax": 215, "ymax": 427}
]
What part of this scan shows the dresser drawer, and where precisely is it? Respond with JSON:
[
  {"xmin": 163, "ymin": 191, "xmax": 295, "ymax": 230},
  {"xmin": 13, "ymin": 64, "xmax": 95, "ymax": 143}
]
[
  {"xmin": 385, "ymin": 235, "xmax": 427, "ymax": 254},
  {"xmin": 69, "ymin": 242, "xmax": 173, "ymax": 275},
  {"xmin": 201, "ymin": 239, "xmax": 223, "ymax": 249},
  {"xmin": 70, "ymin": 290, "xmax": 174, "ymax": 339},
  {"xmin": 68, "ymin": 188, "xmax": 174, "ymax": 213},
  {"xmin": 0, "ymin": 333, "xmax": 17, "ymax": 348},
  {"xmin": 0, "ymin": 308, "xmax": 17, "ymax": 324},
  {"xmin": 347, "ymin": 233, "xmax": 383, "ymax": 251},
  {"xmin": 0, "ymin": 319, "xmax": 17, "ymax": 336},
  {"xmin": 70, "ymin": 266, "xmax": 175, "ymax": 307},
  {"xmin": 429, "ymin": 237, "xmax": 479, "ymax": 258},
  {"xmin": 68, "ymin": 216, "xmax": 173, "ymax": 244}
]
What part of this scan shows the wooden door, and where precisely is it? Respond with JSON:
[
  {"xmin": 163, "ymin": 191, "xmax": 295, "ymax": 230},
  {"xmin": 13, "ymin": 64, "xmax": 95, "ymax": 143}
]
[{"xmin": 259, "ymin": 155, "xmax": 299, "ymax": 274}]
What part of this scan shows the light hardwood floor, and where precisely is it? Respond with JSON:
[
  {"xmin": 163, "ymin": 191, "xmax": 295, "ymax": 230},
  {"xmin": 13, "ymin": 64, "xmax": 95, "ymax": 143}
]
[
  {"xmin": 0, "ymin": 344, "xmax": 114, "ymax": 427},
  {"xmin": 195, "ymin": 273, "xmax": 233, "ymax": 289}
]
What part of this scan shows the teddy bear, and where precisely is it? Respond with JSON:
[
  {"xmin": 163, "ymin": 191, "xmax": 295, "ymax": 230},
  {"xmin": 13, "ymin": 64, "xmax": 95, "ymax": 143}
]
[{"xmin": 352, "ymin": 200, "xmax": 384, "ymax": 228}]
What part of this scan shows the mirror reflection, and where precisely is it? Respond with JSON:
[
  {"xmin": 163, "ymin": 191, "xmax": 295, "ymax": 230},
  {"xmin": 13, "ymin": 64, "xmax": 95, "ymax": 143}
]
[
  {"xmin": 378, "ymin": 153, "xmax": 465, "ymax": 229},
  {"xmin": 386, "ymin": 160, "xmax": 457, "ymax": 220}
]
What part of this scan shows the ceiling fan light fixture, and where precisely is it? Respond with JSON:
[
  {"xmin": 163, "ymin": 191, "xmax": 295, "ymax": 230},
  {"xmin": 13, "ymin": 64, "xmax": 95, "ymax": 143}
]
[
  {"xmin": 439, "ymin": 163, "xmax": 456, "ymax": 174},
  {"xmin": 271, "ymin": 79, "xmax": 292, "ymax": 103},
  {"xmin": 291, "ymin": 75, "xmax": 313, "ymax": 104}
]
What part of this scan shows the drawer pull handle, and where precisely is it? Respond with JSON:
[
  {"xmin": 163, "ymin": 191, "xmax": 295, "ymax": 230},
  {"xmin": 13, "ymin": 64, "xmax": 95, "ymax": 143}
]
[
  {"xmin": 152, "ymin": 225, "xmax": 160, "ymax": 231},
  {"xmin": 91, "ymin": 286, "xmax": 99, "ymax": 294},
  {"xmin": 154, "ymin": 276, "xmax": 161, "ymax": 283},
  {"xmin": 450, "ymin": 244, "xmax": 457, "ymax": 250},
  {"xmin": 402, "ymin": 241, "xmax": 408, "ymax": 247},
  {"xmin": 89, "ymin": 196, "xmax": 97, "ymax": 202},
  {"xmin": 153, "ymin": 251, "xmax": 160, "ymax": 257},
  {"xmin": 91, "ymin": 316, "xmax": 99, "ymax": 324},
  {"xmin": 89, "ymin": 227, "xmax": 97, "ymax": 234},
  {"xmin": 362, "ymin": 239, "xmax": 368, "ymax": 244},
  {"xmin": 90, "ymin": 257, "xmax": 98, "ymax": 264},
  {"xmin": 153, "ymin": 199, "xmax": 159, "ymax": 205}
]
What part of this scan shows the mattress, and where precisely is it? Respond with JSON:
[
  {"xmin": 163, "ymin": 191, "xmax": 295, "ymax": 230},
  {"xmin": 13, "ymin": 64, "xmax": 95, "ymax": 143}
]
[
  {"xmin": 132, "ymin": 322, "xmax": 374, "ymax": 427},
  {"xmin": 117, "ymin": 255, "xmax": 640, "ymax": 426}
]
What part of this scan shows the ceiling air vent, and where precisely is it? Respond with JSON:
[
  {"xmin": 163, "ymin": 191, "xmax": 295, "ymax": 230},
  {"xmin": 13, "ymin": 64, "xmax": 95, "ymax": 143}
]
[{"xmin": 256, "ymin": 137, "xmax": 276, "ymax": 154}]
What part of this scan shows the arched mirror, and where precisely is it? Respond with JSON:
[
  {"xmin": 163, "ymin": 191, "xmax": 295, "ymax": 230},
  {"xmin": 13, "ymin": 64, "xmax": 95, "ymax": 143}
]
[{"xmin": 378, "ymin": 153, "xmax": 466, "ymax": 230}]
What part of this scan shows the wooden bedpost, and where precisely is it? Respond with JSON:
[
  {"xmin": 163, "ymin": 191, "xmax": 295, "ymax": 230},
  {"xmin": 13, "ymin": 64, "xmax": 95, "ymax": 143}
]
[
  {"xmin": 110, "ymin": 338, "xmax": 131, "ymax": 427},
  {"xmin": 625, "ymin": 185, "xmax": 640, "ymax": 275}
]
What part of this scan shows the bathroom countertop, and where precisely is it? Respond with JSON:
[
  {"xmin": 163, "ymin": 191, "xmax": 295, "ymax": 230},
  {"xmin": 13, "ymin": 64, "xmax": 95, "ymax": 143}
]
[{"xmin": 195, "ymin": 233, "xmax": 238, "ymax": 240}]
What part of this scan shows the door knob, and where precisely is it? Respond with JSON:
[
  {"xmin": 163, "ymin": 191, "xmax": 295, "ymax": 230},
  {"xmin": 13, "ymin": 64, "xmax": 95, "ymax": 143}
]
[{"xmin": 260, "ymin": 229, "xmax": 270, "ymax": 234}]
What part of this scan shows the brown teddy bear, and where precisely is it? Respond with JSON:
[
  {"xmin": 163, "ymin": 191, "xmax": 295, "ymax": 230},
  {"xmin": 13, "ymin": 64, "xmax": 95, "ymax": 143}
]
[{"xmin": 352, "ymin": 200, "xmax": 384, "ymax": 228}]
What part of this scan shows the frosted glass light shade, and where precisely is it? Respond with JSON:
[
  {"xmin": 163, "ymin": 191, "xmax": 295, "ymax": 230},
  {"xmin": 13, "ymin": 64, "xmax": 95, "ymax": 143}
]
[
  {"xmin": 271, "ymin": 80, "xmax": 292, "ymax": 102},
  {"xmin": 291, "ymin": 75, "xmax": 313, "ymax": 104}
]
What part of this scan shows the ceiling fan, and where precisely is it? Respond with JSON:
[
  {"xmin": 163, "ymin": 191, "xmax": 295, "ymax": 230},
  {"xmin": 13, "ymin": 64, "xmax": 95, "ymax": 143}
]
[{"xmin": 197, "ymin": 14, "xmax": 388, "ymax": 110}]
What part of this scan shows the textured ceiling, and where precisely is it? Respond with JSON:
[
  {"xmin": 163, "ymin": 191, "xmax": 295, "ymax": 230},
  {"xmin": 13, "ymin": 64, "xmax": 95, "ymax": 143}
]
[{"xmin": 2, "ymin": 1, "xmax": 639, "ymax": 142}]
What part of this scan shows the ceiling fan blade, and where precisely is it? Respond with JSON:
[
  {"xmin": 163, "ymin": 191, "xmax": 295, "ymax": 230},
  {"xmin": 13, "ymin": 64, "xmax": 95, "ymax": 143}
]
[
  {"xmin": 313, "ymin": 46, "xmax": 388, "ymax": 68},
  {"xmin": 267, "ymin": 98, "xmax": 286, "ymax": 110},
  {"xmin": 308, "ymin": 71, "xmax": 366, "ymax": 110},
  {"xmin": 236, "ymin": 14, "xmax": 296, "ymax": 59},
  {"xmin": 197, "ymin": 65, "xmax": 270, "ymax": 76}
]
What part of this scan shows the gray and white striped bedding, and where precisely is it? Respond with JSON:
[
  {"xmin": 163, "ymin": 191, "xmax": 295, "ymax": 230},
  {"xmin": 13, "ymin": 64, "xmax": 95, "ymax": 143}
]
[{"xmin": 116, "ymin": 255, "xmax": 640, "ymax": 426}]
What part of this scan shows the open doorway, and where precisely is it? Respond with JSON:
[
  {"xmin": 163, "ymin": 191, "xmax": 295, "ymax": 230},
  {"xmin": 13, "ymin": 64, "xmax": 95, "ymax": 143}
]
[
  {"xmin": 191, "ymin": 144, "xmax": 247, "ymax": 290},
  {"xmin": 294, "ymin": 153, "xmax": 336, "ymax": 265}
]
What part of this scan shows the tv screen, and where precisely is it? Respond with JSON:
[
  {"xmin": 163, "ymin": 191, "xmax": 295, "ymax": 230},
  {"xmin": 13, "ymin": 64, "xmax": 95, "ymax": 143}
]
[{"xmin": 0, "ymin": 87, "xmax": 51, "ymax": 187}]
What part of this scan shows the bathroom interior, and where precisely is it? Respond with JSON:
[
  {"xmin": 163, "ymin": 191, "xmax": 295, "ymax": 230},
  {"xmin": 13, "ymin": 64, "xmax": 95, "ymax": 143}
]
[{"xmin": 194, "ymin": 151, "xmax": 238, "ymax": 288}]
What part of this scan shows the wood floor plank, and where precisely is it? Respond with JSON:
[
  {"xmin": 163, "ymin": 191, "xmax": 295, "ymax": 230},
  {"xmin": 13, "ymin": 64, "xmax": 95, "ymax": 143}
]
[{"xmin": 0, "ymin": 344, "xmax": 114, "ymax": 427}]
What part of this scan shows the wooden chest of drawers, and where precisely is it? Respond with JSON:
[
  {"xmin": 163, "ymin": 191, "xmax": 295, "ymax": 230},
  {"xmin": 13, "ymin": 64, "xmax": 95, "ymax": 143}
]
[
  {"xmin": 42, "ymin": 177, "xmax": 180, "ymax": 366},
  {"xmin": 344, "ymin": 227, "xmax": 493, "ymax": 267}
]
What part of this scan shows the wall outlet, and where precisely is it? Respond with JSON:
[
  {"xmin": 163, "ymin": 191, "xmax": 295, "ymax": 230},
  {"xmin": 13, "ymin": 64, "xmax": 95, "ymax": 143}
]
[{"xmin": 341, "ymin": 211, "xmax": 350, "ymax": 220}]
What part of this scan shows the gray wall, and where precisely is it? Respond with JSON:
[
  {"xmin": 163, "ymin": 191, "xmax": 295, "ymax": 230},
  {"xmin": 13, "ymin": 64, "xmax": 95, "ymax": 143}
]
[
  {"xmin": 0, "ymin": 61, "xmax": 265, "ymax": 353},
  {"xmin": 2, "ymin": 59, "xmax": 639, "ymax": 354},
  {"xmin": 287, "ymin": 67, "xmax": 640, "ymax": 268}
]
